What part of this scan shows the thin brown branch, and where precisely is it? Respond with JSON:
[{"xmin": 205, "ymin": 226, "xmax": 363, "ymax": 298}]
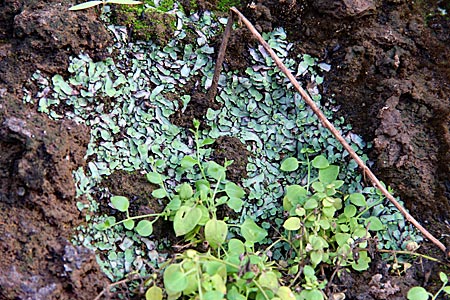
[
  {"xmin": 230, "ymin": 7, "xmax": 448, "ymax": 256},
  {"xmin": 206, "ymin": 12, "xmax": 234, "ymax": 103},
  {"xmin": 94, "ymin": 277, "xmax": 128, "ymax": 300}
]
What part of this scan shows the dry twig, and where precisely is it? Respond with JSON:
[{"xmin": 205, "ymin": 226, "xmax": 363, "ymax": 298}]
[{"xmin": 207, "ymin": 11, "xmax": 234, "ymax": 103}]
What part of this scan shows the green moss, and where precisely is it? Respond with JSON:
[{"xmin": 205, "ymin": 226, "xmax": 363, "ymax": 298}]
[
  {"xmin": 114, "ymin": 0, "xmax": 175, "ymax": 14},
  {"xmin": 112, "ymin": 4, "xmax": 176, "ymax": 44},
  {"xmin": 189, "ymin": 0, "xmax": 198, "ymax": 11},
  {"xmin": 111, "ymin": 0, "xmax": 241, "ymax": 43},
  {"xmin": 216, "ymin": 0, "xmax": 240, "ymax": 12},
  {"xmin": 158, "ymin": 0, "xmax": 175, "ymax": 12}
]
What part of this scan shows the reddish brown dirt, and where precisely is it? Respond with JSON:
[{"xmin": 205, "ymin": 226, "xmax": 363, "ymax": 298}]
[
  {"xmin": 0, "ymin": 0, "xmax": 112, "ymax": 298},
  {"xmin": 1, "ymin": 0, "xmax": 449, "ymax": 299}
]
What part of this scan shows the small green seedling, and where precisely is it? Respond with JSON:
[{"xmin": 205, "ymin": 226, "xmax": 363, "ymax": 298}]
[
  {"xmin": 407, "ymin": 272, "xmax": 450, "ymax": 300},
  {"xmin": 69, "ymin": 0, "xmax": 143, "ymax": 11}
]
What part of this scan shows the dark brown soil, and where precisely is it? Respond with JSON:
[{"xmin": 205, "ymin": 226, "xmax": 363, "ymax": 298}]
[
  {"xmin": 0, "ymin": 0, "xmax": 112, "ymax": 298},
  {"xmin": 0, "ymin": 0, "xmax": 449, "ymax": 299}
]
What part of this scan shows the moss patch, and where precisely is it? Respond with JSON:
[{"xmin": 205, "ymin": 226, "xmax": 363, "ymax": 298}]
[
  {"xmin": 112, "ymin": 5, "xmax": 176, "ymax": 44},
  {"xmin": 180, "ymin": 0, "xmax": 241, "ymax": 15}
]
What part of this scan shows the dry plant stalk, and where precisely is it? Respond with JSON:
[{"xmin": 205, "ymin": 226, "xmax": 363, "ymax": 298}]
[
  {"xmin": 207, "ymin": 12, "xmax": 234, "ymax": 103},
  {"xmin": 229, "ymin": 7, "xmax": 448, "ymax": 256}
]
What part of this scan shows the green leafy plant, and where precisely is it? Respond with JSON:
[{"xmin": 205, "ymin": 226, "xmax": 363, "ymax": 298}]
[
  {"xmin": 97, "ymin": 120, "xmax": 248, "ymax": 248},
  {"xmin": 407, "ymin": 272, "xmax": 450, "ymax": 300},
  {"xmin": 298, "ymin": 265, "xmax": 327, "ymax": 300},
  {"xmin": 162, "ymin": 239, "xmax": 296, "ymax": 300},
  {"xmin": 69, "ymin": 0, "xmax": 143, "ymax": 11},
  {"xmin": 281, "ymin": 154, "xmax": 385, "ymax": 273}
]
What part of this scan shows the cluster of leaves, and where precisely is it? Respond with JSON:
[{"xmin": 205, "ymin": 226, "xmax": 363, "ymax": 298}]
[
  {"xmin": 281, "ymin": 155, "xmax": 384, "ymax": 275},
  {"xmin": 161, "ymin": 244, "xmax": 296, "ymax": 300}
]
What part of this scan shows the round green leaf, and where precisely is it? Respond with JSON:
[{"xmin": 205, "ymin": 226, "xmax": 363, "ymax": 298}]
[
  {"xmin": 173, "ymin": 206, "xmax": 202, "ymax": 236},
  {"xmin": 303, "ymin": 265, "xmax": 315, "ymax": 277},
  {"xmin": 304, "ymin": 198, "xmax": 318, "ymax": 210},
  {"xmin": 135, "ymin": 220, "xmax": 153, "ymax": 237},
  {"xmin": 407, "ymin": 287, "xmax": 429, "ymax": 300},
  {"xmin": 205, "ymin": 219, "xmax": 228, "ymax": 249},
  {"xmin": 280, "ymin": 157, "xmax": 299, "ymax": 172},
  {"xmin": 178, "ymin": 183, "xmax": 193, "ymax": 200},
  {"xmin": 310, "ymin": 250, "xmax": 323, "ymax": 266},
  {"xmin": 200, "ymin": 137, "xmax": 215, "ymax": 146},
  {"xmin": 344, "ymin": 204, "xmax": 357, "ymax": 218},
  {"xmin": 111, "ymin": 196, "xmax": 129, "ymax": 212},
  {"xmin": 366, "ymin": 216, "xmax": 384, "ymax": 231},
  {"xmin": 227, "ymin": 197, "xmax": 244, "ymax": 212},
  {"xmin": 206, "ymin": 161, "xmax": 226, "ymax": 181},
  {"xmin": 258, "ymin": 271, "xmax": 279, "ymax": 292},
  {"xmin": 145, "ymin": 286, "xmax": 163, "ymax": 300},
  {"xmin": 318, "ymin": 219, "xmax": 330, "ymax": 230},
  {"xmin": 295, "ymin": 207, "xmax": 306, "ymax": 216},
  {"xmin": 284, "ymin": 185, "xmax": 307, "ymax": 210},
  {"xmin": 204, "ymin": 290, "xmax": 224, "ymax": 300},
  {"xmin": 318, "ymin": 165, "xmax": 339, "ymax": 184},
  {"xmin": 312, "ymin": 182, "xmax": 325, "ymax": 193},
  {"xmin": 225, "ymin": 182, "xmax": 245, "ymax": 198},
  {"xmin": 228, "ymin": 239, "xmax": 245, "ymax": 256},
  {"xmin": 283, "ymin": 217, "xmax": 301, "ymax": 231},
  {"xmin": 180, "ymin": 155, "xmax": 197, "ymax": 169},
  {"xmin": 301, "ymin": 289, "xmax": 324, "ymax": 300},
  {"xmin": 333, "ymin": 180, "xmax": 345, "ymax": 189},
  {"xmin": 164, "ymin": 264, "xmax": 188, "ymax": 294},
  {"xmin": 351, "ymin": 252, "xmax": 370, "ymax": 271},
  {"xmin": 240, "ymin": 218, "xmax": 267, "ymax": 244},
  {"xmin": 335, "ymin": 233, "xmax": 351, "ymax": 246},
  {"xmin": 152, "ymin": 188, "xmax": 167, "ymax": 199},
  {"xmin": 349, "ymin": 193, "xmax": 366, "ymax": 207},
  {"xmin": 123, "ymin": 219, "xmax": 135, "ymax": 230},
  {"xmin": 312, "ymin": 155, "xmax": 329, "ymax": 169},
  {"xmin": 146, "ymin": 172, "xmax": 163, "ymax": 184},
  {"xmin": 277, "ymin": 286, "xmax": 296, "ymax": 300},
  {"xmin": 196, "ymin": 204, "xmax": 209, "ymax": 226},
  {"xmin": 439, "ymin": 272, "xmax": 448, "ymax": 283}
]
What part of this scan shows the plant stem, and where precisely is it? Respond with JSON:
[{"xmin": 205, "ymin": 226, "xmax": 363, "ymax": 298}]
[
  {"xmin": 230, "ymin": 7, "xmax": 448, "ymax": 257},
  {"xmin": 306, "ymin": 155, "xmax": 311, "ymax": 191},
  {"xmin": 355, "ymin": 197, "xmax": 384, "ymax": 219},
  {"xmin": 252, "ymin": 278, "xmax": 271, "ymax": 300},
  {"xmin": 377, "ymin": 249, "xmax": 446, "ymax": 264},
  {"xmin": 112, "ymin": 214, "xmax": 160, "ymax": 227},
  {"xmin": 194, "ymin": 127, "xmax": 207, "ymax": 181},
  {"xmin": 202, "ymin": 254, "xmax": 241, "ymax": 269}
]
